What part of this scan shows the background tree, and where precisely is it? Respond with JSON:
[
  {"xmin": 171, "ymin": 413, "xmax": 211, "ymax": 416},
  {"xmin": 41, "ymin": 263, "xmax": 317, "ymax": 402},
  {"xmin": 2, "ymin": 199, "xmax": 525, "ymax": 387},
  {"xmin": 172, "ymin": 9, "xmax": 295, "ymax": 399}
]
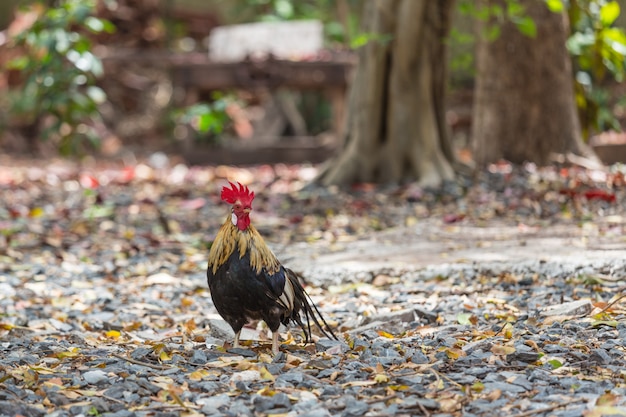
[
  {"xmin": 472, "ymin": 0, "xmax": 596, "ymax": 166},
  {"xmin": 316, "ymin": 0, "xmax": 457, "ymax": 187}
]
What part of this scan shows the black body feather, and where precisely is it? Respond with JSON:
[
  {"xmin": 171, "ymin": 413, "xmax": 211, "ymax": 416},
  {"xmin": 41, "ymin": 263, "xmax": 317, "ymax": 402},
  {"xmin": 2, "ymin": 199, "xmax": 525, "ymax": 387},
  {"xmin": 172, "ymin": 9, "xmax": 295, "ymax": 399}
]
[{"xmin": 207, "ymin": 228, "xmax": 337, "ymax": 350}]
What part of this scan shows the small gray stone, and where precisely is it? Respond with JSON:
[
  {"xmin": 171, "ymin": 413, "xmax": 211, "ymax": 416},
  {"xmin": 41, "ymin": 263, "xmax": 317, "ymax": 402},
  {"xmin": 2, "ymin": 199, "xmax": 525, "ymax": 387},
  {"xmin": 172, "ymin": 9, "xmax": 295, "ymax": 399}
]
[
  {"xmin": 398, "ymin": 374, "xmax": 424, "ymax": 385},
  {"xmin": 83, "ymin": 370, "xmax": 109, "ymax": 385},
  {"xmin": 225, "ymin": 401, "xmax": 254, "ymax": 417},
  {"xmin": 190, "ymin": 350, "xmax": 207, "ymax": 364},
  {"xmin": 590, "ymin": 348, "xmax": 612, "ymax": 364},
  {"xmin": 483, "ymin": 381, "xmax": 528, "ymax": 394},
  {"xmin": 227, "ymin": 347, "xmax": 257, "ymax": 357},
  {"xmin": 541, "ymin": 299, "xmax": 592, "ymax": 317},
  {"xmin": 414, "ymin": 306, "xmax": 438, "ymax": 323},
  {"xmin": 411, "ymin": 351, "xmax": 429, "ymax": 364},
  {"xmin": 298, "ymin": 408, "xmax": 332, "ymax": 417},
  {"xmin": 342, "ymin": 397, "xmax": 369, "ymax": 417},
  {"xmin": 101, "ymin": 410, "xmax": 135, "ymax": 417},
  {"xmin": 276, "ymin": 371, "xmax": 304, "ymax": 385},
  {"xmin": 315, "ymin": 339, "xmax": 348, "ymax": 353},
  {"xmin": 361, "ymin": 308, "xmax": 415, "ymax": 325},
  {"xmin": 198, "ymin": 393, "xmax": 230, "ymax": 412},
  {"xmin": 0, "ymin": 401, "xmax": 44, "ymax": 417},
  {"xmin": 507, "ymin": 351, "xmax": 540, "ymax": 363},
  {"xmin": 130, "ymin": 347, "xmax": 152, "ymax": 360},
  {"xmin": 208, "ymin": 319, "xmax": 236, "ymax": 340}
]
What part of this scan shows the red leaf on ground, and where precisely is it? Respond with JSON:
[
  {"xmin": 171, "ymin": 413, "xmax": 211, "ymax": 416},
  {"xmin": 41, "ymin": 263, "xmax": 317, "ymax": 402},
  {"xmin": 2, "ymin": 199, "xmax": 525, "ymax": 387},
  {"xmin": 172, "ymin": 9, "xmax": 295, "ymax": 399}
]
[
  {"xmin": 584, "ymin": 189, "xmax": 616, "ymax": 203},
  {"xmin": 443, "ymin": 213, "xmax": 465, "ymax": 224},
  {"xmin": 80, "ymin": 173, "xmax": 99, "ymax": 189}
]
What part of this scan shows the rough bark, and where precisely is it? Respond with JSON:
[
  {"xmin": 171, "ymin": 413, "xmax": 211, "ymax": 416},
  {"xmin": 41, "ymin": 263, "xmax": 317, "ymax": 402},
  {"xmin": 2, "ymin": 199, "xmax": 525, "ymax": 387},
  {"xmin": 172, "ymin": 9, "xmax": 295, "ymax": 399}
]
[
  {"xmin": 316, "ymin": 0, "xmax": 455, "ymax": 187},
  {"xmin": 472, "ymin": 0, "xmax": 596, "ymax": 166}
]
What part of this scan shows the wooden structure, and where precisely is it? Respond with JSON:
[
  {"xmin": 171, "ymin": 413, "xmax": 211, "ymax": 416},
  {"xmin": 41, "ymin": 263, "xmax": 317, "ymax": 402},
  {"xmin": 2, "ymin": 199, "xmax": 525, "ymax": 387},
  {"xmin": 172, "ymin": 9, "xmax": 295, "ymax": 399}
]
[{"xmin": 101, "ymin": 50, "xmax": 354, "ymax": 164}]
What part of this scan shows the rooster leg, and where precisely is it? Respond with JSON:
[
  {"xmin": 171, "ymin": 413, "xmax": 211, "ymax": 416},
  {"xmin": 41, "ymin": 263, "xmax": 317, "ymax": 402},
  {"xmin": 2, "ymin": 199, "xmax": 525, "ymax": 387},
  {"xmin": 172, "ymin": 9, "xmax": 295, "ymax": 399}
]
[
  {"xmin": 233, "ymin": 330, "xmax": 241, "ymax": 348},
  {"xmin": 271, "ymin": 331, "xmax": 280, "ymax": 355}
]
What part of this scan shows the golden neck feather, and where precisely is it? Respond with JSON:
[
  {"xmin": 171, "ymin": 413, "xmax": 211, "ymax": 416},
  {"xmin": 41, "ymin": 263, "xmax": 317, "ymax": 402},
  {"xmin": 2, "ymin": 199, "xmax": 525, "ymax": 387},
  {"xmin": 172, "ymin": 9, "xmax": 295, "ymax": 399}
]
[{"xmin": 208, "ymin": 216, "xmax": 280, "ymax": 275}]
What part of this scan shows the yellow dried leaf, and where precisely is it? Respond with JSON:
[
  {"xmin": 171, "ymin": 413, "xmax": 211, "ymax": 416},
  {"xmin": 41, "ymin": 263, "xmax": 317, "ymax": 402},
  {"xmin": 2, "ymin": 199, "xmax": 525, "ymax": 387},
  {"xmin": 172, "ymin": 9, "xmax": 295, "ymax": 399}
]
[
  {"xmin": 445, "ymin": 347, "xmax": 466, "ymax": 360},
  {"xmin": 159, "ymin": 350, "xmax": 172, "ymax": 361},
  {"xmin": 105, "ymin": 330, "xmax": 121, "ymax": 339},
  {"xmin": 584, "ymin": 406, "xmax": 626, "ymax": 417},
  {"xmin": 71, "ymin": 389, "xmax": 98, "ymax": 397},
  {"xmin": 257, "ymin": 386, "xmax": 275, "ymax": 396},
  {"xmin": 597, "ymin": 392, "xmax": 619, "ymax": 406},
  {"xmin": 471, "ymin": 381, "xmax": 484, "ymax": 392},
  {"xmin": 60, "ymin": 390, "xmax": 82, "ymax": 400},
  {"xmin": 258, "ymin": 353, "xmax": 273, "ymax": 364},
  {"xmin": 60, "ymin": 401, "xmax": 92, "ymax": 409},
  {"xmin": 169, "ymin": 389, "xmax": 185, "ymax": 407},
  {"xmin": 259, "ymin": 366, "xmax": 275, "ymax": 382},
  {"xmin": 491, "ymin": 345, "xmax": 516, "ymax": 355},
  {"xmin": 56, "ymin": 348, "xmax": 80, "ymax": 359},
  {"xmin": 188, "ymin": 370, "xmax": 209, "ymax": 381},
  {"xmin": 503, "ymin": 323, "xmax": 513, "ymax": 339},
  {"xmin": 428, "ymin": 378, "xmax": 445, "ymax": 391},
  {"xmin": 374, "ymin": 374, "xmax": 389, "ymax": 384},
  {"xmin": 235, "ymin": 360, "xmax": 254, "ymax": 371},
  {"xmin": 28, "ymin": 366, "xmax": 55, "ymax": 375},
  {"xmin": 378, "ymin": 330, "xmax": 395, "ymax": 339},
  {"xmin": 29, "ymin": 207, "xmax": 44, "ymax": 218}
]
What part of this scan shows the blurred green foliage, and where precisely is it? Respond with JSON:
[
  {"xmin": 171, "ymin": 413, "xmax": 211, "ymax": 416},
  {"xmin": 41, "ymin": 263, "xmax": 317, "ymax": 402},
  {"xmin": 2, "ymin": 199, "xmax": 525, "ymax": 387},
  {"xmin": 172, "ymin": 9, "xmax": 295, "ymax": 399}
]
[
  {"xmin": 456, "ymin": 0, "xmax": 625, "ymax": 137},
  {"xmin": 556, "ymin": 0, "xmax": 626, "ymax": 136},
  {"xmin": 457, "ymin": 0, "xmax": 538, "ymax": 41},
  {"xmin": 170, "ymin": 93, "xmax": 233, "ymax": 144},
  {"xmin": 5, "ymin": 0, "xmax": 114, "ymax": 155}
]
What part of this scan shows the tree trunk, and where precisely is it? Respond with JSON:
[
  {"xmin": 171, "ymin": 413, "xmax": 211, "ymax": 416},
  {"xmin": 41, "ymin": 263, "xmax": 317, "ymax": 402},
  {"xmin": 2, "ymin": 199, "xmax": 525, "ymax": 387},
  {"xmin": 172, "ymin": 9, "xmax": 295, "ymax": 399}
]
[
  {"xmin": 472, "ymin": 0, "xmax": 596, "ymax": 166},
  {"xmin": 316, "ymin": 0, "xmax": 456, "ymax": 187}
]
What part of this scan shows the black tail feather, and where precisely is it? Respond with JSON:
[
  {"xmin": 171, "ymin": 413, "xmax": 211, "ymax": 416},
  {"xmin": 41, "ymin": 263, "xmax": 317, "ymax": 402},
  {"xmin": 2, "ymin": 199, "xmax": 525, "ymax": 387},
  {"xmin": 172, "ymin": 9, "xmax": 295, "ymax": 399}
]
[{"xmin": 286, "ymin": 268, "xmax": 338, "ymax": 343}]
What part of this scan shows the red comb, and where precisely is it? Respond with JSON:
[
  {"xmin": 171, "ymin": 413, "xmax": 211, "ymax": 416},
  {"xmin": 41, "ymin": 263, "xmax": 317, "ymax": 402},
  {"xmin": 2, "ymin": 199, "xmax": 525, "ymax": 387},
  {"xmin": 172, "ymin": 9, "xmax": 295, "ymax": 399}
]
[{"xmin": 221, "ymin": 181, "xmax": 255, "ymax": 206}]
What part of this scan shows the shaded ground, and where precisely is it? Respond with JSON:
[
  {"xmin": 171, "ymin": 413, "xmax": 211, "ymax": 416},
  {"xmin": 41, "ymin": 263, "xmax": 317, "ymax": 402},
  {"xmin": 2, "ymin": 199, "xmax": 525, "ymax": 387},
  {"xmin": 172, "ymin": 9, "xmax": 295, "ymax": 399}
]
[{"xmin": 1, "ymin": 156, "xmax": 626, "ymax": 417}]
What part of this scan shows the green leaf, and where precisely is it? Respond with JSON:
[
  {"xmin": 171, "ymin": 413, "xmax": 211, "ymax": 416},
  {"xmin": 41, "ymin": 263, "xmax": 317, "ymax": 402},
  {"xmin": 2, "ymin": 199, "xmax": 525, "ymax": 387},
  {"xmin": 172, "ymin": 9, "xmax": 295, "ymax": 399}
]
[
  {"xmin": 483, "ymin": 25, "xmax": 501, "ymax": 42},
  {"xmin": 83, "ymin": 204, "xmax": 114, "ymax": 219},
  {"xmin": 101, "ymin": 19, "xmax": 116, "ymax": 34},
  {"xmin": 548, "ymin": 359, "xmax": 563, "ymax": 369},
  {"xmin": 457, "ymin": 313, "xmax": 473, "ymax": 325},
  {"xmin": 515, "ymin": 16, "xmax": 537, "ymax": 38},
  {"xmin": 506, "ymin": 1, "xmax": 524, "ymax": 17},
  {"xmin": 274, "ymin": 0, "xmax": 294, "ymax": 19},
  {"xmin": 350, "ymin": 33, "xmax": 370, "ymax": 49},
  {"xmin": 84, "ymin": 16, "xmax": 104, "ymax": 33},
  {"xmin": 591, "ymin": 320, "xmax": 618, "ymax": 328},
  {"xmin": 600, "ymin": 1, "xmax": 620, "ymax": 27},
  {"xmin": 545, "ymin": 0, "xmax": 564, "ymax": 13},
  {"xmin": 197, "ymin": 113, "xmax": 215, "ymax": 133},
  {"xmin": 6, "ymin": 56, "xmax": 30, "ymax": 70},
  {"xmin": 86, "ymin": 86, "xmax": 106, "ymax": 104}
]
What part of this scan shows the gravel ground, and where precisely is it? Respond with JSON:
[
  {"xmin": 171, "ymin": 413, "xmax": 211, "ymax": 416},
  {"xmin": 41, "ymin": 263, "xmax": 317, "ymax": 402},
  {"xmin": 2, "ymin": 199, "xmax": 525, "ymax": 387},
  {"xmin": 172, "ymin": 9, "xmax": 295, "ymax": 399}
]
[{"xmin": 1, "ymin": 158, "xmax": 626, "ymax": 416}]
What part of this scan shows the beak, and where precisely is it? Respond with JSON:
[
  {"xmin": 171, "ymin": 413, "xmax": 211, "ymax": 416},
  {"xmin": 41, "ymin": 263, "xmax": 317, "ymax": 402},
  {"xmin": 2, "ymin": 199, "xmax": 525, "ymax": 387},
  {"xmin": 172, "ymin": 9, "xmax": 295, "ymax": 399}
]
[{"xmin": 244, "ymin": 207, "xmax": 251, "ymax": 213}]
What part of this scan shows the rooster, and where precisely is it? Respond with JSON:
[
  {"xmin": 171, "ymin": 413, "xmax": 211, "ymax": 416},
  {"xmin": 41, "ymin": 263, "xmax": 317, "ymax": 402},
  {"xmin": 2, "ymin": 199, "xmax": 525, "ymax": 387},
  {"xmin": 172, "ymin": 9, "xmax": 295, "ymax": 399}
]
[{"xmin": 207, "ymin": 182, "xmax": 337, "ymax": 354}]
